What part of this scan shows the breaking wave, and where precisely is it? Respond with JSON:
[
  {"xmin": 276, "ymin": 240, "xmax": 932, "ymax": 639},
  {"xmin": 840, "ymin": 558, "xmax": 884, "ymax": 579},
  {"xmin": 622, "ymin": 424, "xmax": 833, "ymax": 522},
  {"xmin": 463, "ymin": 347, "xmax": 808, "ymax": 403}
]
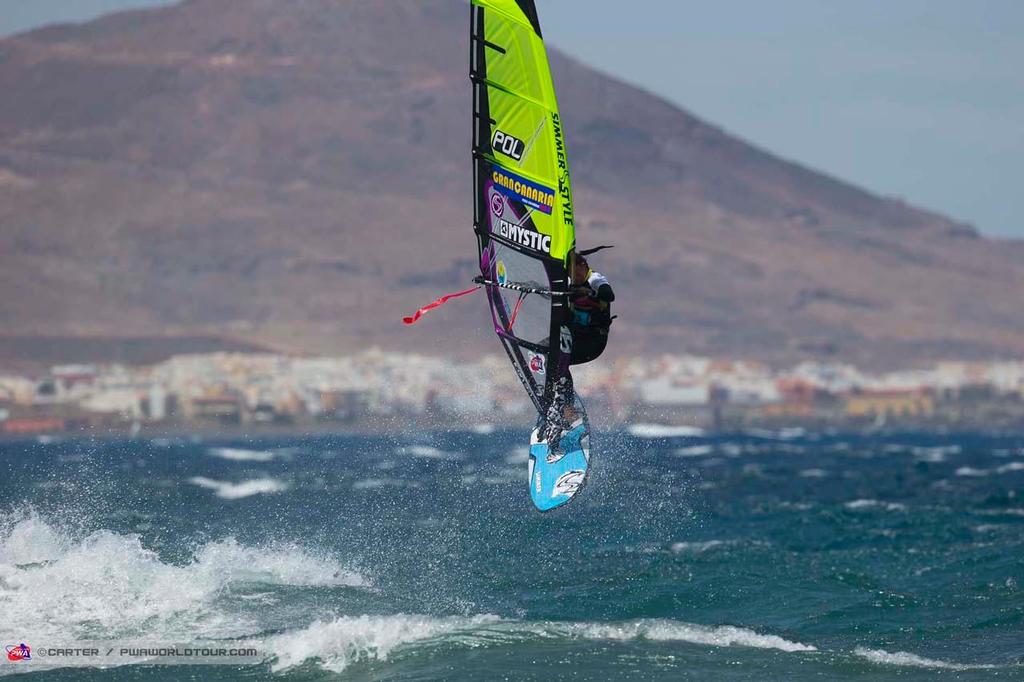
[
  {"xmin": 0, "ymin": 510, "xmax": 369, "ymax": 647},
  {"xmin": 8, "ymin": 510, "xmax": 1010, "ymax": 677},
  {"xmin": 854, "ymin": 647, "xmax": 999, "ymax": 670},
  {"xmin": 263, "ymin": 614, "xmax": 502, "ymax": 673},
  {"xmin": 262, "ymin": 616, "xmax": 817, "ymax": 673}
]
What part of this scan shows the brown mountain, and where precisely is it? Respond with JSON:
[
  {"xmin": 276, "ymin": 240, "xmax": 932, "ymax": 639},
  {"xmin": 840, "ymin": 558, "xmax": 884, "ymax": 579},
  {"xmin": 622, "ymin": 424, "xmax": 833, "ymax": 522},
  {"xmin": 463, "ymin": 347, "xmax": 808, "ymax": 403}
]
[{"xmin": 1, "ymin": 0, "xmax": 1022, "ymax": 369}]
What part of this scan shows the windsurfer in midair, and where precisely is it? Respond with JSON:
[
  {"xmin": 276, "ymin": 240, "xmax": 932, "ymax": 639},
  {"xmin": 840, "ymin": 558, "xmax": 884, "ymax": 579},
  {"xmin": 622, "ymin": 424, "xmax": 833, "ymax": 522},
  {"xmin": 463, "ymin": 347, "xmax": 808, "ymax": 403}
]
[
  {"xmin": 568, "ymin": 251, "xmax": 615, "ymax": 364},
  {"xmin": 543, "ymin": 248, "xmax": 615, "ymax": 448}
]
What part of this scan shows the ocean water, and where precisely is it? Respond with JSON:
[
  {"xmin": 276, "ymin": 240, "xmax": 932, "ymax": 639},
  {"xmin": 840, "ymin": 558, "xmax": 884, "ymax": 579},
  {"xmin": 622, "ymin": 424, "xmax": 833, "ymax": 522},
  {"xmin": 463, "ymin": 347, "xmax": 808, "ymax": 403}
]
[{"xmin": 1, "ymin": 429, "xmax": 1022, "ymax": 680}]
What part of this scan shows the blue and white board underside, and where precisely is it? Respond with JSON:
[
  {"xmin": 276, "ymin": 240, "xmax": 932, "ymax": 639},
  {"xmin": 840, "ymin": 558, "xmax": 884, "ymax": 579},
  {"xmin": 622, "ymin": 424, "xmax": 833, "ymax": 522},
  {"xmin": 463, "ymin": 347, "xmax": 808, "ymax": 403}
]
[{"xmin": 528, "ymin": 396, "xmax": 591, "ymax": 512}]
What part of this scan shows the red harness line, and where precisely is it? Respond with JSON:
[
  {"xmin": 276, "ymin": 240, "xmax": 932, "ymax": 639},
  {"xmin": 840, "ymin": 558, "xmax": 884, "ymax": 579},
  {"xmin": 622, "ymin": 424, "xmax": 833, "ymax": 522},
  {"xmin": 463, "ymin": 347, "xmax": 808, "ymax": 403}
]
[{"xmin": 402, "ymin": 285, "xmax": 481, "ymax": 325}]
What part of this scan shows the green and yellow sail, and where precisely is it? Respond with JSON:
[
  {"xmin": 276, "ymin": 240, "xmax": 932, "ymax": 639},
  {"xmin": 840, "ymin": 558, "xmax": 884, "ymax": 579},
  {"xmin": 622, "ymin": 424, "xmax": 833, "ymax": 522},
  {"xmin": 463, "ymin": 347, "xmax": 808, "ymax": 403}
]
[{"xmin": 471, "ymin": 0, "xmax": 577, "ymax": 412}]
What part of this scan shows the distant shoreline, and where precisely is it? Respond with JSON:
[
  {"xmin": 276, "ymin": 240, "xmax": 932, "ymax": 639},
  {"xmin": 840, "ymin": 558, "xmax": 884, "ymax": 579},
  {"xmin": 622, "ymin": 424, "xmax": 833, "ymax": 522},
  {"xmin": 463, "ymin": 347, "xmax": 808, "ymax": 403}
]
[{"xmin": 6, "ymin": 418, "xmax": 1024, "ymax": 445}]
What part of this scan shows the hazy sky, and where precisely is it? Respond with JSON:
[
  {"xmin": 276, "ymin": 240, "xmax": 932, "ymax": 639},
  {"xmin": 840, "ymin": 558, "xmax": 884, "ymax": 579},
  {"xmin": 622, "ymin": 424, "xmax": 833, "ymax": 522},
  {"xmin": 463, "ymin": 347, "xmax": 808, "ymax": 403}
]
[{"xmin": 3, "ymin": 0, "xmax": 1021, "ymax": 237}]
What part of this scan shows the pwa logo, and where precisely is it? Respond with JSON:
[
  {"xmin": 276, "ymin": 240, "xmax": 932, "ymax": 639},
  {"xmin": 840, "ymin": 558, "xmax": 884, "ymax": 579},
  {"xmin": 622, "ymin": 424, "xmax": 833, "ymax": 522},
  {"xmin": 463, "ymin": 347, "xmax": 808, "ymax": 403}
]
[
  {"xmin": 6, "ymin": 643, "xmax": 31, "ymax": 661},
  {"xmin": 492, "ymin": 130, "xmax": 525, "ymax": 161},
  {"xmin": 529, "ymin": 354, "xmax": 545, "ymax": 374}
]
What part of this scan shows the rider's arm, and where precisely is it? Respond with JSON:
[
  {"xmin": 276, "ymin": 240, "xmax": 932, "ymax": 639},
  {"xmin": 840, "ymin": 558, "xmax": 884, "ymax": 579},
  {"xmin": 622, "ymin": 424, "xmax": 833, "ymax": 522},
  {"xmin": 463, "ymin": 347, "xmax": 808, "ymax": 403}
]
[
  {"xmin": 595, "ymin": 283, "xmax": 615, "ymax": 303},
  {"xmin": 587, "ymin": 271, "xmax": 614, "ymax": 303}
]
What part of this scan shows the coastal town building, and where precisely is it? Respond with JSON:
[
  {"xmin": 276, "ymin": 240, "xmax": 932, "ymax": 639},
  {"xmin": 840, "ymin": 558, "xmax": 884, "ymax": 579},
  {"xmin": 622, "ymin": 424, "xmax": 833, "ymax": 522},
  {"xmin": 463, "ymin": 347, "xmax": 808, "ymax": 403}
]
[{"xmin": 2, "ymin": 351, "xmax": 1024, "ymax": 434}]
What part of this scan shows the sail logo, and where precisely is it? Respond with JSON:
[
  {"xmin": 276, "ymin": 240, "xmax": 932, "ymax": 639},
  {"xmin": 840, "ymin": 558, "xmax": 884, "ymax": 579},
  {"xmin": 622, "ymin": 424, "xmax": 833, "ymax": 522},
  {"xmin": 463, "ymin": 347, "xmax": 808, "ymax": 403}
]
[
  {"xmin": 497, "ymin": 218, "xmax": 551, "ymax": 254},
  {"xmin": 529, "ymin": 354, "xmax": 545, "ymax": 374},
  {"xmin": 491, "ymin": 169, "xmax": 554, "ymax": 215},
  {"xmin": 492, "ymin": 130, "xmax": 525, "ymax": 161},
  {"xmin": 490, "ymin": 193, "xmax": 504, "ymax": 217},
  {"xmin": 5, "ymin": 643, "xmax": 31, "ymax": 662},
  {"xmin": 551, "ymin": 113, "xmax": 574, "ymax": 228}
]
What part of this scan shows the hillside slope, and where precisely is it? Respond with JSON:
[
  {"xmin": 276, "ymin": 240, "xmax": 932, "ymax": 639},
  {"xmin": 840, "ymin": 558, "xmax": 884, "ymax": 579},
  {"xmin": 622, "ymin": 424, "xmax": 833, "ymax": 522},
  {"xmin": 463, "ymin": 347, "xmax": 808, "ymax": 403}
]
[{"xmin": 1, "ymin": 0, "xmax": 1021, "ymax": 367}]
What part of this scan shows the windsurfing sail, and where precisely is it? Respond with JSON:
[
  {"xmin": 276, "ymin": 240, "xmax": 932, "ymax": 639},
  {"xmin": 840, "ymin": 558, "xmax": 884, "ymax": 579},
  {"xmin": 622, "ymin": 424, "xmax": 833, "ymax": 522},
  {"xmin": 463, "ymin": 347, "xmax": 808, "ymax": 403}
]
[{"xmin": 470, "ymin": 0, "xmax": 576, "ymax": 415}]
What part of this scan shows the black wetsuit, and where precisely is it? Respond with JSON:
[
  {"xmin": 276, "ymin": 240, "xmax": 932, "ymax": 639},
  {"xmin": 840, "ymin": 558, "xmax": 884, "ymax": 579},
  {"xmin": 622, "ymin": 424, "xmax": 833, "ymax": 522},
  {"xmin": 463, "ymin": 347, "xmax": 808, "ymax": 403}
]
[
  {"xmin": 568, "ymin": 271, "xmax": 614, "ymax": 365},
  {"xmin": 540, "ymin": 271, "xmax": 615, "ymax": 444}
]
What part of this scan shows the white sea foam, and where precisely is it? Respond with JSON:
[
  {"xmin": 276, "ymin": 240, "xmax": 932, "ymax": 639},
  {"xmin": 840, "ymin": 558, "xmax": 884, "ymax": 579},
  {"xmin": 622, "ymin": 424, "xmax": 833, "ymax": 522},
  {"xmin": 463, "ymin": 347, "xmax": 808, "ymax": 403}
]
[
  {"xmin": 0, "ymin": 511, "xmax": 368, "ymax": 646},
  {"xmin": 913, "ymin": 451, "xmax": 946, "ymax": 463},
  {"xmin": 720, "ymin": 443, "xmax": 744, "ymax": 457},
  {"xmin": 670, "ymin": 540, "xmax": 733, "ymax": 554},
  {"xmin": 799, "ymin": 468, "xmax": 828, "ymax": 478},
  {"xmin": 675, "ymin": 445, "xmax": 714, "ymax": 457},
  {"xmin": 208, "ymin": 447, "xmax": 278, "ymax": 462},
  {"xmin": 997, "ymin": 461, "xmax": 1024, "ymax": 474},
  {"xmin": 262, "ymin": 616, "xmax": 816, "ymax": 673},
  {"xmin": 373, "ymin": 476, "xmax": 422, "ymax": 488},
  {"xmin": 504, "ymin": 449, "xmax": 528, "ymax": 464},
  {"xmin": 950, "ymin": 458, "xmax": 1024, "ymax": 475},
  {"xmin": 854, "ymin": 647, "xmax": 997, "ymax": 670},
  {"xmin": 844, "ymin": 499, "xmax": 907, "ymax": 512},
  {"xmin": 191, "ymin": 537, "xmax": 368, "ymax": 588},
  {"xmin": 353, "ymin": 477, "xmax": 419, "ymax": 490},
  {"xmin": 955, "ymin": 466, "xmax": 989, "ymax": 477},
  {"xmin": 188, "ymin": 476, "xmax": 289, "ymax": 499},
  {"xmin": 911, "ymin": 445, "xmax": 960, "ymax": 463},
  {"xmin": 0, "ymin": 525, "xmax": 818, "ymax": 677},
  {"xmin": 471, "ymin": 424, "xmax": 496, "ymax": 435},
  {"xmin": 461, "ymin": 469, "xmax": 521, "ymax": 486},
  {"xmin": 264, "ymin": 614, "xmax": 502, "ymax": 672},
  {"xmin": 977, "ymin": 508, "xmax": 1024, "ymax": 517},
  {"xmin": 561, "ymin": 620, "xmax": 816, "ymax": 652},
  {"xmin": 745, "ymin": 427, "xmax": 806, "ymax": 440},
  {"xmin": 395, "ymin": 445, "xmax": 462, "ymax": 460},
  {"xmin": 627, "ymin": 424, "xmax": 705, "ymax": 438}
]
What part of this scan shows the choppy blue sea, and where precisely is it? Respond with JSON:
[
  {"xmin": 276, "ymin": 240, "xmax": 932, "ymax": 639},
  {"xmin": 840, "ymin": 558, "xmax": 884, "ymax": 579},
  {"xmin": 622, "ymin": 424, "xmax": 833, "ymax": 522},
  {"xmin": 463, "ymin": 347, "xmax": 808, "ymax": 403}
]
[{"xmin": 1, "ymin": 428, "xmax": 1022, "ymax": 679}]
